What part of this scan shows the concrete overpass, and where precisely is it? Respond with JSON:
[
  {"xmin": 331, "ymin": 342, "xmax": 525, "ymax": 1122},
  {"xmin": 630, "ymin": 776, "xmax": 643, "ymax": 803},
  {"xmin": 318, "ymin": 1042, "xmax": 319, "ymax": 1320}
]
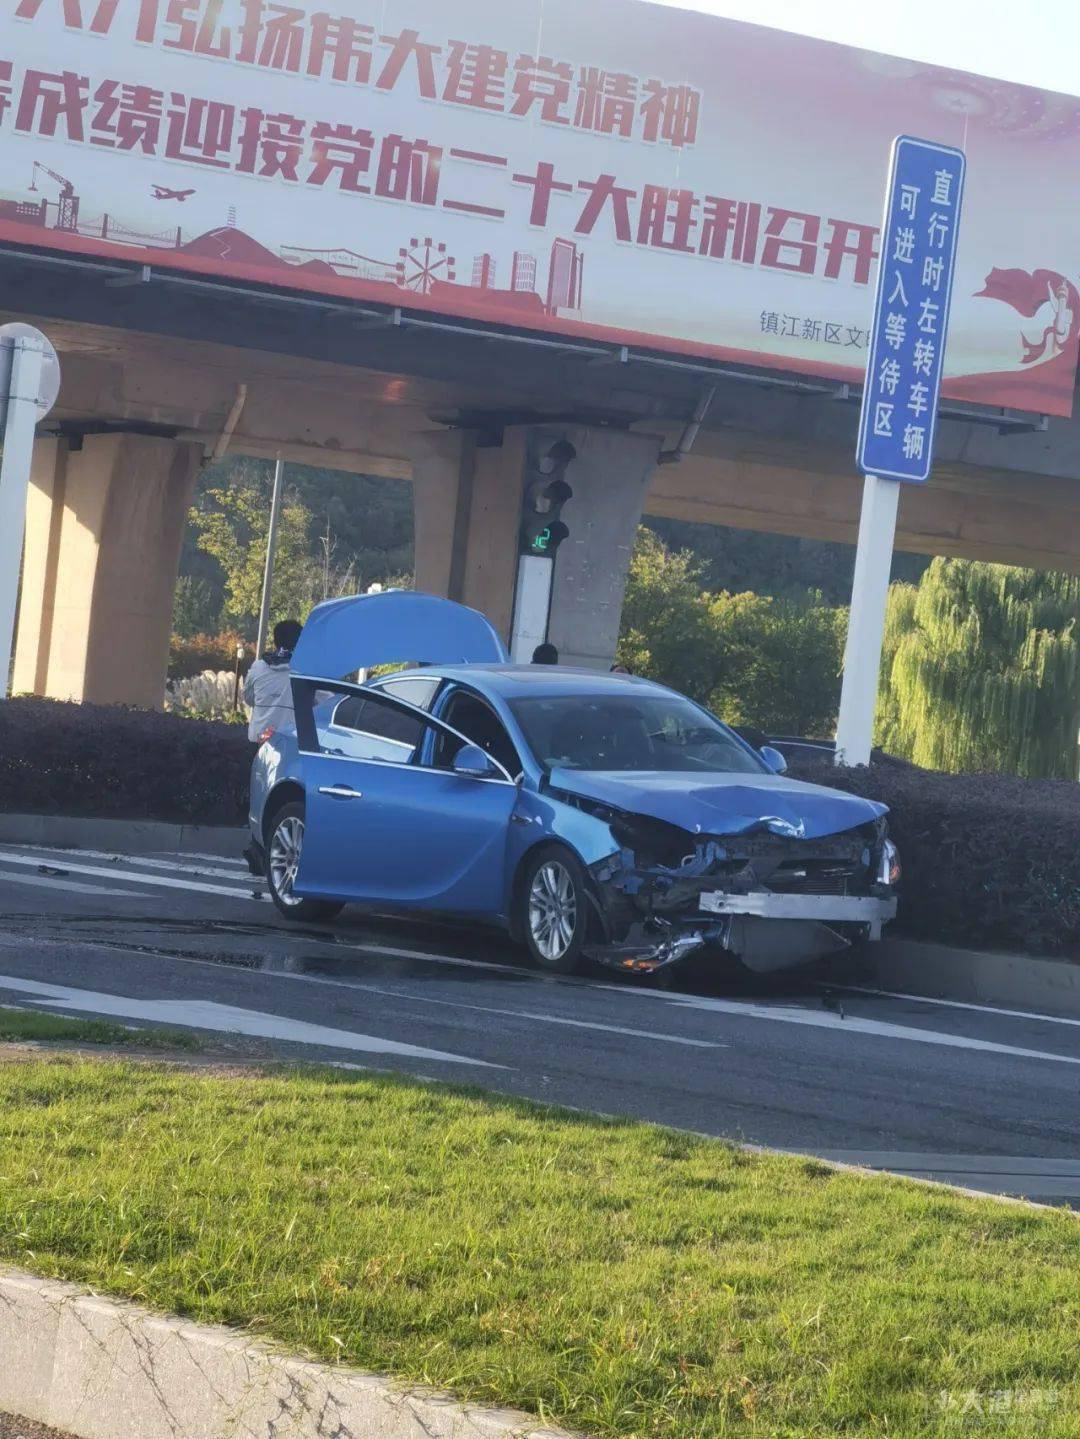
[{"xmin": 5, "ymin": 245, "xmax": 1079, "ymax": 707}]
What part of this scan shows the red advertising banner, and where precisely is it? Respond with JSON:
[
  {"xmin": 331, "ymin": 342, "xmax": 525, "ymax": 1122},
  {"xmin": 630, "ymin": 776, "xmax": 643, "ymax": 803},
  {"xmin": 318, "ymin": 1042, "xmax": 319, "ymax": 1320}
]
[{"xmin": 1, "ymin": 0, "xmax": 1077, "ymax": 415}]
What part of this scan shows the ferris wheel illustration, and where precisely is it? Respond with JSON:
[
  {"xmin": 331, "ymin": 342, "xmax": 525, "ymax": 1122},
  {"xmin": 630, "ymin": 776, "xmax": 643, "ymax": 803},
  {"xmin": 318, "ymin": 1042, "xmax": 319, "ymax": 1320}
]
[{"xmin": 396, "ymin": 236, "xmax": 456, "ymax": 294}]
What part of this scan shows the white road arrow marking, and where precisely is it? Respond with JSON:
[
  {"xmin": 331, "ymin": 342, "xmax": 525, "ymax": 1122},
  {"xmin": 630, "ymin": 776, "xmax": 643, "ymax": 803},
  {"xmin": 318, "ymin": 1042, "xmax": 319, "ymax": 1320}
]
[{"xmin": 0, "ymin": 975, "xmax": 503, "ymax": 1068}]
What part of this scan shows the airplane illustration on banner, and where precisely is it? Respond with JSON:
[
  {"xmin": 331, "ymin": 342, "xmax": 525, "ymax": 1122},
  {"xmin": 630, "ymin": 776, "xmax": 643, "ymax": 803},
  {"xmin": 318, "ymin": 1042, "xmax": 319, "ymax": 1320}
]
[{"xmin": 151, "ymin": 185, "xmax": 196, "ymax": 202}]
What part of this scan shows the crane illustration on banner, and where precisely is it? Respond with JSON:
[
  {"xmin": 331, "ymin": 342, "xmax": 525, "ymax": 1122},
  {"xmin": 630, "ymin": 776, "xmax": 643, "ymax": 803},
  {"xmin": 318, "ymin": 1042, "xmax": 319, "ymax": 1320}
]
[{"xmin": 29, "ymin": 162, "xmax": 79, "ymax": 231}]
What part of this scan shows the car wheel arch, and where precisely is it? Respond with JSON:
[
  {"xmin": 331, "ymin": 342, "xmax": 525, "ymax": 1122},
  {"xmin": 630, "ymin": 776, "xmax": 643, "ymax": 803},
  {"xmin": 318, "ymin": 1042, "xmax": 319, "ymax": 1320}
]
[{"xmin": 262, "ymin": 779, "xmax": 306, "ymax": 843}]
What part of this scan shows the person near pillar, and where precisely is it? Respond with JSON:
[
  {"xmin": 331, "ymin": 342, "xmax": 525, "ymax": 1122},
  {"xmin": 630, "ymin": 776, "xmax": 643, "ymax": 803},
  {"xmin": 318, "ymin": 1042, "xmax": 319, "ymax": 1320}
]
[
  {"xmin": 531, "ymin": 643, "xmax": 559, "ymax": 664},
  {"xmin": 243, "ymin": 619, "xmax": 303, "ymax": 742}
]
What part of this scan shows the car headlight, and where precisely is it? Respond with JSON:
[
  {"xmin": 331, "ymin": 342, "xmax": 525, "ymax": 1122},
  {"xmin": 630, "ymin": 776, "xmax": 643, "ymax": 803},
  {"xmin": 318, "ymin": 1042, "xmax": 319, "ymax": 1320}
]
[{"xmin": 877, "ymin": 839, "xmax": 901, "ymax": 887}]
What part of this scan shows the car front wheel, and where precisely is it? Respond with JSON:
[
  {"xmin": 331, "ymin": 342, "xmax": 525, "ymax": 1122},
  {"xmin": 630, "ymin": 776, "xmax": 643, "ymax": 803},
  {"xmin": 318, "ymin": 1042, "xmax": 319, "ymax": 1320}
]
[
  {"xmin": 518, "ymin": 846, "xmax": 590, "ymax": 973},
  {"xmin": 266, "ymin": 802, "xmax": 343, "ymax": 922}
]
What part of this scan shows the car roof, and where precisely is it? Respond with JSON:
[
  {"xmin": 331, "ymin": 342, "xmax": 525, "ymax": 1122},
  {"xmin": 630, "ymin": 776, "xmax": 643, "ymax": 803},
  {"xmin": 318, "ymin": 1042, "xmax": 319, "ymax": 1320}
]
[{"xmin": 395, "ymin": 664, "xmax": 670, "ymax": 700}]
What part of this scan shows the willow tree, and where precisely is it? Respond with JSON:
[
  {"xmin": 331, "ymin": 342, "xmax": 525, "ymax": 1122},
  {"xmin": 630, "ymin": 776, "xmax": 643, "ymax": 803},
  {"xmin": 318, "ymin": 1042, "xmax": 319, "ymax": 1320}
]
[{"xmin": 876, "ymin": 558, "xmax": 1080, "ymax": 777}]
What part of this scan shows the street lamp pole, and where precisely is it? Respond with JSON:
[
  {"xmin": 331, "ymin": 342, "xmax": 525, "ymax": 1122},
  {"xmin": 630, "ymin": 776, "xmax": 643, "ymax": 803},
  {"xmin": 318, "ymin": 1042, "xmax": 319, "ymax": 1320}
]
[{"xmin": 255, "ymin": 456, "xmax": 284, "ymax": 657}]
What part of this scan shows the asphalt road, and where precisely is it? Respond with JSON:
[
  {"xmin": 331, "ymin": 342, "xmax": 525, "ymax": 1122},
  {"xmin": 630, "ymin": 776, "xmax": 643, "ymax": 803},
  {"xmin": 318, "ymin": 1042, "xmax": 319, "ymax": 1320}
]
[{"xmin": 1, "ymin": 839, "xmax": 1079, "ymax": 1206}]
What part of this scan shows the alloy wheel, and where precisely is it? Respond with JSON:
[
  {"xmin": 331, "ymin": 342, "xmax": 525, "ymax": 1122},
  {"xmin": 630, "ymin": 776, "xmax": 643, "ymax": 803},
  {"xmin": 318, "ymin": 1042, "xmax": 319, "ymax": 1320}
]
[
  {"xmin": 528, "ymin": 860, "xmax": 578, "ymax": 962},
  {"xmin": 269, "ymin": 815, "xmax": 304, "ymax": 907}
]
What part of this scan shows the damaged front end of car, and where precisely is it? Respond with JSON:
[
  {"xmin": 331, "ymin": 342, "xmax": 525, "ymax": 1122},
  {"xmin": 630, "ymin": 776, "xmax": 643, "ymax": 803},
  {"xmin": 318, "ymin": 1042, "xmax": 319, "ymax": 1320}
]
[{"xmin": 555, "ymin": 793, "xmax": 899, "ymax": 975}]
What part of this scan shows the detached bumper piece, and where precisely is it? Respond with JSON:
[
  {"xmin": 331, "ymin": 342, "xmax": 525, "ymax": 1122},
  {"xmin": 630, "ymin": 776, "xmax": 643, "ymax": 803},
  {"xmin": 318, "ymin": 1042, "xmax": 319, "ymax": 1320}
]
[
  {"xmin": 697, "ymin": 891, "xmax": 898, "ymax": 974},
  {"xmin": 699, "ymin": 890, "xmax": 897, "ymax": 933}
]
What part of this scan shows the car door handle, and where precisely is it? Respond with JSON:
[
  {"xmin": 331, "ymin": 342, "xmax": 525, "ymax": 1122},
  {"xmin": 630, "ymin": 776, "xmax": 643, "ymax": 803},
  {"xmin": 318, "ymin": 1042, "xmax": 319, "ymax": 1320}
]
[{"xmin": 318, "ymin": 785, "xmax": 363, "ymax": 800}]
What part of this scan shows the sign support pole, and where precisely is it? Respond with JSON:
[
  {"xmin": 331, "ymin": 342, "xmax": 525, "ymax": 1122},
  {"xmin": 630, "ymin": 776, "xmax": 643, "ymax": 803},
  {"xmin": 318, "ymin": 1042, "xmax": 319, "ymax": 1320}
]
[
  {"xmin": 0, "ymin": 337, "xmax": 44, "ymax": 698},
  {"xmin": 843, "ymin": 134, "xmax": 965, "ymax": 767},
  {"xmin": 255, "ymin": 455, "xmax": 285, "ymax": 656},
  {"xmin": 834, "ymin": 473, "xmax": 900, "ymax": 767}
]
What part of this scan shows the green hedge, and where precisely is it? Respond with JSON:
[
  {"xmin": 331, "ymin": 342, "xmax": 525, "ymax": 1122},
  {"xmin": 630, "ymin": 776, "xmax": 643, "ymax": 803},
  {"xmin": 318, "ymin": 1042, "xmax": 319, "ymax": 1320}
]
[
  {"xmin": 0, "ymin": 698, "xmax": 249, "ymax": 827},
  {"xmin": 788, "ymin": 758, "xmax": 1080, "ymax": 959}
]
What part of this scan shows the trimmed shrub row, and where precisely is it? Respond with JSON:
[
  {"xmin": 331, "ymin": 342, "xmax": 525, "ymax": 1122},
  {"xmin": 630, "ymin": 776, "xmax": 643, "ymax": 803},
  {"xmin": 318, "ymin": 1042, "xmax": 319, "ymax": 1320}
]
[
  {"xmin": 0, "ymin": 699, "xmax": 250, "ymax": 827},
  {"xmin": 0, "ymin": 699, "xmax": 1076, "ymax": 959}
]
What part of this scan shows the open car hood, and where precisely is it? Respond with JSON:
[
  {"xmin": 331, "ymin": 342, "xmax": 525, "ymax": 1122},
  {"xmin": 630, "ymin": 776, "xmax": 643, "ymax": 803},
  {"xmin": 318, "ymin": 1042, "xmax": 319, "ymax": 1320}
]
[
  {"xmin": 549, "ymin": 769, "xmax": 886, "ymax": 840},
  {"xmin": 291, "ymin": 591, "xmax": 507, "ymax": 679}
]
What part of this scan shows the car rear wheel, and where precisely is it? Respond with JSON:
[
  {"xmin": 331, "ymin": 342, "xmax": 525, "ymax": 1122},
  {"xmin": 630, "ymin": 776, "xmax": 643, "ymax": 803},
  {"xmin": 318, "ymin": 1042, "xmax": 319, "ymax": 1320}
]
[
  {"xmin": 266, "ymin": 802, "xmax": 344, "ymax": 922},
  {"xmin": 518, "ymin": 846, "xmax": 590, "ymax": 973}
]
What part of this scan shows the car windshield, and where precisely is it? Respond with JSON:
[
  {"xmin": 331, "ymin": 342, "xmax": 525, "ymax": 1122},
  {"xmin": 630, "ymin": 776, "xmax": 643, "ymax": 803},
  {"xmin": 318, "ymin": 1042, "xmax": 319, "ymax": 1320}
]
[{"xmin": 509, "ymin": 693, "xmax": 767, "ymax": 774}]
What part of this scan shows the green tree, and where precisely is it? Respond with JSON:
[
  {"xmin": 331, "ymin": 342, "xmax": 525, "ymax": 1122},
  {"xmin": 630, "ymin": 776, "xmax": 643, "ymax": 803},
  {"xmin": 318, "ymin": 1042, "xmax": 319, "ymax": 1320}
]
[
  {"xmin": 706, "ymin": 590, "xmax": 846, "ymax": 735},
  {"xmin": 615, "ymin": 529, "xmax": 720, "ymax": 701},
  {"xmin": 187, "ymin": 462, "xmax": 325, "ymax": 636},
  {"xmin": 171, "ymin": 575, "xmax": 220, "ymax": 638},
  {"xmin": 877, "ymin": 558, "xmax": 1080, "ymax": 777},
  {"xmin": 617, "ymin": 529, "xmax": 847, "ymax": 732}
]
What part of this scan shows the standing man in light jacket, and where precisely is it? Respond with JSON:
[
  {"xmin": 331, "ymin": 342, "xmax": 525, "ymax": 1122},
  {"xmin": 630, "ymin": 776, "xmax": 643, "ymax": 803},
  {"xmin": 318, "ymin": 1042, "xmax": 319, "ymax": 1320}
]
[{"xmin": 243, "ymin": 619, "xmax": 303, "ymax": 742}]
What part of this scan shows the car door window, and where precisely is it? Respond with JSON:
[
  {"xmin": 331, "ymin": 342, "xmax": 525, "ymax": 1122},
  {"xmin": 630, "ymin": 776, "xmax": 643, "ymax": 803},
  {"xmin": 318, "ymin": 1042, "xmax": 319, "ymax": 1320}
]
[
  {"xmin": 298, "ymin": 680, "xmax": 514, "ymax": 782},
  {"xmin": 435, "ymin": 690, "xmax": 521, "ymax": 776},
  {"xmin": 330, "ymin": 693, "xmax": 424, "ymax": 763},
  {"xmin": 372, "ymin": 675, "xmax": 440, "ymax": 711}
]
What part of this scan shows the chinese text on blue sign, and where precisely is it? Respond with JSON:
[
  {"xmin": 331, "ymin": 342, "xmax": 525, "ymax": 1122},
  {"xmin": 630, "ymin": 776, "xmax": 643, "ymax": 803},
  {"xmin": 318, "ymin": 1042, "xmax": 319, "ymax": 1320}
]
[{"xmin": 856, "ymin": 136, "xmax": 965, "ymax": 483}]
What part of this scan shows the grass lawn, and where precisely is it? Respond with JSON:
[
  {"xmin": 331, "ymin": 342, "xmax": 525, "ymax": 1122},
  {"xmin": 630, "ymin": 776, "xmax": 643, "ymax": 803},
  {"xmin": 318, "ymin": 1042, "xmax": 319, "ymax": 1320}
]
[
  {"xmin": 0, "ymin": 1005, "xmax": 200, "ymax": 1050},
  {"xmin": 1, "ymin": 1057, "xmax": 1078, "ymax": 1438}
]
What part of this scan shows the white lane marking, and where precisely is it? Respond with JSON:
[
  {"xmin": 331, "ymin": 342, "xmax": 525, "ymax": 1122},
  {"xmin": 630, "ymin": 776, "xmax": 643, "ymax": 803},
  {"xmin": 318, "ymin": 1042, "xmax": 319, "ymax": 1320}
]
[
  {"xmin": 0, "ymin": 932, "xmax": 717, "ymax": 1051},
  {"xmin": 0, "ymin": 871, "xmax": 141, "ymax": 899},
  {"xmin": 591, "ymin": 984, "xmax": 1080, "ymax": 1067},
  {"xmin": 0, "ymin": 852, "xmax": 261, "ymax": 902},
  {"xmin": 0, "ymin": 844, "xmax": 254, "ymax": 884},
  {"xmin": 347, "ymin": 939, "xmax": 518, "ymax": 975},
  {"xmin": 335, "ymin": 981, "xmax": 727, "ymax": 1048},
  {"xmin": 822, "ymin": 982, "xmax": 1080, "ymax": 1031},
  {"xmin": 0, "ymin": 975, "xmax": 503, "ymax": 1067}
]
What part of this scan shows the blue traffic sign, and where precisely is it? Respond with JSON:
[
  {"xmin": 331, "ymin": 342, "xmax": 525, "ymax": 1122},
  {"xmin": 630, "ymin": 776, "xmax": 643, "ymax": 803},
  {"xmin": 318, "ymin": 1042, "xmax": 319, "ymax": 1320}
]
[{"xmin": 857, "ymin": 136, "xmax": 965, "ymax": 483}]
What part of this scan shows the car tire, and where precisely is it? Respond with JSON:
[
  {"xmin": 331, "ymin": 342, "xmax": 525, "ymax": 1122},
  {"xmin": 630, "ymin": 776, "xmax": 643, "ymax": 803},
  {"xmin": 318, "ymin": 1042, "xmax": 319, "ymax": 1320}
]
[
  {"xmin": 517, "ymin": 845, "xmax": 591, "ymax": 974},
  {"xmin": 265, "ymin": 801, "xmax": 344, "ymax": 922}
]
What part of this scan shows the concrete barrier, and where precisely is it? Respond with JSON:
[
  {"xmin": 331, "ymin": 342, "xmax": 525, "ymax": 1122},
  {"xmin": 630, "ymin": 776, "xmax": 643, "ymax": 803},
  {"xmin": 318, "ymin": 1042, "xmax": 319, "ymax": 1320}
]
[
  {"xmin": 0, "ymin": 1266, "xmax": 571, "ymax": 1439},
  {"xmin": 0, "ymin": 813, "xmax": 247, "ymax": 859},
  {"xmin": 860, "ymin": 938, "xmax": 1080, "ymax": 1021}
]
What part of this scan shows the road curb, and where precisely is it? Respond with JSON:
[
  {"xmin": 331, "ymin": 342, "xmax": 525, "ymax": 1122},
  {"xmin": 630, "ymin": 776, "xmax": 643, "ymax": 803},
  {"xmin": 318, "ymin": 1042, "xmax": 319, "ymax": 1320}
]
[
  {"xmin": 860, "ymin": 938, "xmax": 1080, "ymax": 1020},
  {"xmin": 0, "ymin": 1265, "xmax": 573, "ymax": 1439},
  {"xmin": 0, "ymin": 813, "xmax": 247, "ymax": 859}
]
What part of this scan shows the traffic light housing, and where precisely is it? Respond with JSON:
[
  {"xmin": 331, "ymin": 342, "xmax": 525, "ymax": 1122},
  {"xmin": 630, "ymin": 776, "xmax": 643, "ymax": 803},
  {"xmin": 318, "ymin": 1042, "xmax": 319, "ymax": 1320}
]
[{"xmin": 520, "ymin": 439, "xmax": 576, "ymax": 557}]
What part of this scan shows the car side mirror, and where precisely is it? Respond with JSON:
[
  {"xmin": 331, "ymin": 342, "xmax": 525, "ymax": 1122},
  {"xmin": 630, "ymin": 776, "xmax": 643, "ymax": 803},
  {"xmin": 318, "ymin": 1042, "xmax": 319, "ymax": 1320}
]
[
  {"xmin": 453, "ymin": 743, "xmax": 500, "ymax": 779},
  {"xmin": 759, "ymin": 745, "xmax": 787, "ymax": 775}
]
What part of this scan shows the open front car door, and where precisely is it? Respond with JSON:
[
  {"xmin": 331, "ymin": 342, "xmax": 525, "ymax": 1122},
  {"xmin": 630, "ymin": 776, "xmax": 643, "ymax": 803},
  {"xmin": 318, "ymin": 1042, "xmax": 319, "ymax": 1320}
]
[{"xmin": 291, "ymin": 676, "xmax": 518, "ymax": 913}]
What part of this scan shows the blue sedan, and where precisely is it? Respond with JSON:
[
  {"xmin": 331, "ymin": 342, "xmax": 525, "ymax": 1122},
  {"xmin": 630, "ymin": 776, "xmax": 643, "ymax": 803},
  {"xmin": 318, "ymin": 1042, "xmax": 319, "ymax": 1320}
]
[{"xmin": 247, "ymin": 592, "xmax": 898, "ymax": 975}]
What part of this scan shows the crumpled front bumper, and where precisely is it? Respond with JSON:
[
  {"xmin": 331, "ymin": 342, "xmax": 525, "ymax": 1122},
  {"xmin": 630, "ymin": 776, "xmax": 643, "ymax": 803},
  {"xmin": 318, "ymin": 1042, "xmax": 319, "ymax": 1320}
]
[
  {"xmin": 586, "ymin": 856, "xmax": 898, "ymax": 974},
  {"xmin": 698, "ymin": 890, "xmax": 896, "ymax": 933}
]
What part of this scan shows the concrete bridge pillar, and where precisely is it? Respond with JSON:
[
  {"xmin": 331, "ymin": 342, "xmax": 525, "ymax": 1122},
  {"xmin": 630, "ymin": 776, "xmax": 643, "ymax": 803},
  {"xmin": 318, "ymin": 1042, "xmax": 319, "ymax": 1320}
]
[
  {"xmin": 410, "ymin": 423, "xmax": 661, "ymax": 666},
  {"xmin": 13, "ymin": 432, "xmax": 201, "ymax": 708}
]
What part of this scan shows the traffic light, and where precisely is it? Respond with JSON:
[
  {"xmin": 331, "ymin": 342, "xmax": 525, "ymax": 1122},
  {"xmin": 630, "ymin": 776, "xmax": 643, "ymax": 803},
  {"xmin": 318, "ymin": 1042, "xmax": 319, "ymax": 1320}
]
[{"xmin": 520, "ymin": 439, "xmax": 576, "ymax": 557}]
